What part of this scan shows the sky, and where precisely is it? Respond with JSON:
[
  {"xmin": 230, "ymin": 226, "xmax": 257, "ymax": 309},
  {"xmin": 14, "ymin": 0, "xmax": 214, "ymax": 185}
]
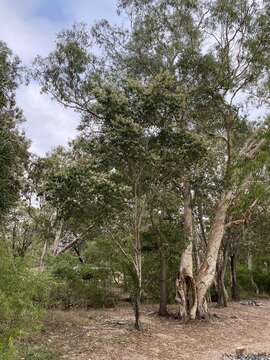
[
  {"xmin": 0, "ymin": 0, "xmax": 121, "ymax": 155},
  {"xmin": 0, "ymin": 1, "xmax": 269, "ymax": 155}
]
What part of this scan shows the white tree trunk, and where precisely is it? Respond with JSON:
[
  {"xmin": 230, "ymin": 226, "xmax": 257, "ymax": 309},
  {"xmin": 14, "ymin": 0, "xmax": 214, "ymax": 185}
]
[
  {"xmin": 247, "ymin": 251, "xmax": 259, "ymax": 295},
  {"xmin": 177, "ymin": 189, "xmax": 233, "ymax": 319},
  {"xmin": 176, "ymin": 134, "xmax": 264, "ymax": 320},
  {"xmin": 39, "ymin": 238, "xmax": 49, "ymax": 271},
  {"xmin": 195, "ymin": 190, "xmax": 233, "ymax": 316},
  {"xmin": 52, "ymin": 221, "xmax": 63, "ymax": 255},
  {"xmin": 176, "ymin": 182, "xmax": 197, "ymax": 320}
]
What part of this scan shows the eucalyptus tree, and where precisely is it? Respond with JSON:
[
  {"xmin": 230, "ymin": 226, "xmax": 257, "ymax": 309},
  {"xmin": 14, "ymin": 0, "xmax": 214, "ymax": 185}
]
[
  {"xmin": 92, "ymin": 0, "xmax": 225, "ymax": 319},
  {"xmin": 34, "ymin": 0, "xmax": 270, "ymax": 322},
  {"xmin": 0, "ymin": 41, "xmax": 28, "ymax": 219},
  {"xmin": 34, "ymin": 18, "xmax": 205, "ymax": 327},
  {"xmin": 46, "ymin": 74, "xmax": 205, "ymax": 326},
  {"xmin": 5, "ymin": 204, "xmax": 38, "ymax": 258},
  {"xmin": 21, "ymin": 148, "xmax": 77, "ymax": 268},
  {"xmin": 115, "ymin": 0, "xmax": 270, "ymax": 318}
]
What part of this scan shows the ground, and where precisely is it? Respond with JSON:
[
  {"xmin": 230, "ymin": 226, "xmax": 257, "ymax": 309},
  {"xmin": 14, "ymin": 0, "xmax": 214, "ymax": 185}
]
[{"xmin": 24, "ymin": 301, "xmax": 270, "ymax": 360}]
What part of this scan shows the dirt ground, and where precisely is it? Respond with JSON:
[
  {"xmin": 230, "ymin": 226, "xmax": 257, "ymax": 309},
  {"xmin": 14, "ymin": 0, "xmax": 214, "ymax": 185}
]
[{"xmin": 25, "ymin": 301, "xmax": 270, "ymax": 360}]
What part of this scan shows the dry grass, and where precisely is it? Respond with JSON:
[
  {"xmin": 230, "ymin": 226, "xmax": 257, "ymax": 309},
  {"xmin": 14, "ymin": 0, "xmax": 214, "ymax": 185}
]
[{"xmin": 24, "ymin": 301, "xmax": 270, "ymax": 360}]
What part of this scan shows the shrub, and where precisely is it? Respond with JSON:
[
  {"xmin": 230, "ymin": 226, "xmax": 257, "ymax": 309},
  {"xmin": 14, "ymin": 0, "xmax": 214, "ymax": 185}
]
[
  {"xmin": 0, "ymin": 246, "xmax": 50, "ymax": 357},
  {"xmin": 238, "ymin": 259, "xmax": 270, "ymax": 296},
  {"xmin": 47, "ymin": 253, "xmax": 118, "ymax": 308}
]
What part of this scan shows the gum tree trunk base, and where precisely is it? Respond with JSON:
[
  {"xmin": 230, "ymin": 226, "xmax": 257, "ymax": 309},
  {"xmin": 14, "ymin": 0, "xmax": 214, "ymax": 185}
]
[
  {"xmin": 196, "ymin": 299, "xmax": 209, "ymax": 320},
  {"xmin": 176, "ymin": 273, "xmax": 198, "ymax": 321},
  {"xmin": 133, "ymin": 290, "xmax": 142, "ymax": 330}
]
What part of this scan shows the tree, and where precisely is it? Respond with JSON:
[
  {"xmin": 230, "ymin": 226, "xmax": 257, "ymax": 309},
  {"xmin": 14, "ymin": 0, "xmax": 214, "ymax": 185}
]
[
  {"xmin": 34, "ymin": 0, "xmax": 270, "ymax": 323},
  {"xmin": 0, "ymin": 41, "xmax": 28, "ymax": 218}
]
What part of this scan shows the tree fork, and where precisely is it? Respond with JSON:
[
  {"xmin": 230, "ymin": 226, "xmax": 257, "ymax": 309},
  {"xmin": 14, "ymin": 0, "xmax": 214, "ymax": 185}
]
[{"xmin": 176, "ymin": 181, "xmax": 197, "ymax": 320}]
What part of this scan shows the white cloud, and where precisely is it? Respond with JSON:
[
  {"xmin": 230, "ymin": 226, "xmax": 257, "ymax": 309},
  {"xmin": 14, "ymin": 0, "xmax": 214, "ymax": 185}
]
[
  {"xmin": 0, "ymin": 0, "xmax": 61, "ymax": 63},
  {"xmin": 65, "ymin": 0, "xmax": 119, "ymax": 24},
  {"xmin": 0, "ymin": 0, "xmax": 77, "ymax": 156},
  {"xmin": 17, "ymin": 83, "xmax": 79, "ymax": 155},
  {"xmin": 0, "ymin": 0, "xmax": 120, "ymax": 155}
]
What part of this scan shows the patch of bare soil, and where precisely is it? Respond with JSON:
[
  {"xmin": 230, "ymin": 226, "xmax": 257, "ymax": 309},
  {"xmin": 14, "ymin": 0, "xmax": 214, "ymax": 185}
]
[{"xmin": 25, "ymin": 301, "xmax": 270, "ymax": 360}]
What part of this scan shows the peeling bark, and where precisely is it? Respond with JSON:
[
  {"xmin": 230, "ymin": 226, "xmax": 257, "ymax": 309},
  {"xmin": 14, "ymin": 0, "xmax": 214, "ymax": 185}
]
[
  {"xmin": 176, "ymin": 134, "xmax": 264, "ymax": 320},
  {"xmin": 176, "ymin": 182, "xmax": 197, "ymax": 320},
  {"xmin": 196, "ymin": 190, "xmax": 233, "ymax": 316}
]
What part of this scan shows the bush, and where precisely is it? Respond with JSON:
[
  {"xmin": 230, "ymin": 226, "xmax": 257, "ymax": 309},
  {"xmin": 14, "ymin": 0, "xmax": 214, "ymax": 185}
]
[
  {"xmin": 0, "ymin": 246, "xmax": 50, "ymax": 357},
  {"xmin": 253, "ymin": 256, "xmax": 270, "ymax": 294},
  {"xmin": 238, "ymin": 258, "xmax": 270, "ymax": 296},
  {"xmin": 47, "ymin": 253, "xmax": 118, "ymax": 308},
  {"xmin": 238, "ymin": 265, "xmax": 251, "ymax": 293},
  {"xmin": 141, "ymin": 227, "xmax": 181, "ymax": 303}
]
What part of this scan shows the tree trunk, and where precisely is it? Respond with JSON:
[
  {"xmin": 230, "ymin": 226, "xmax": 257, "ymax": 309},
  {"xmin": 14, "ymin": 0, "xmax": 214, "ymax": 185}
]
[
  {"xmin": 132, "ymin": 193, "xmax": 144, "ymax": 330},
  {"xmin": 52, "ymin": 221, "xmax": 63, "ymax": 255},
  {"xmin": 133, "ymin": 286, "xmax": 141, "ymax": 330},
  {"xmin": 159, "ymin": 245, "xmax": 168, "ymax": 316},
  {"xmin": 39, "ymin": 238, "xmax": 48, "ymax": 271},
  {"xmin": 176, "ymin": 182, "xmax": 197, "ymax": 320},
  {"xmin": 195, "ymin": 190, "xmax": 233, "ymax": 318},
  {"xmin": 176, "ymin": 135, "xmax": 264, "ymax": 320},
  {"xmin": 247, "ymin": 252, "xmax": 259, "ymax": 295},
  {"xmin": 177, "ymin": 189, "xmax": 233, "ymax": 319},
  {"xmin": 216, "ymin": 245, "xmax": 229, "ymax": 307},
  {"xmin": 133, "ymin": 238, "xmax": 142, "ymax": 330},
  {"xmin": 73, "ymin": 246, "xmax": 84, "ymax": 263},
  {"xmin": 230, "ymin": 254, "xmax": 240, "ymax": 301}
]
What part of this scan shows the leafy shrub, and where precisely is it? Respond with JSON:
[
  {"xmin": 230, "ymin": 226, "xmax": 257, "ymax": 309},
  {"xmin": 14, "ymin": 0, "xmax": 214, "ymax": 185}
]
[
  {"xmin": 47, "ymin": 253, "xmax": 118, "ymax": 308},
  {"xmin": 238, "ymin": 265, "xmax": 251, "ymax": 292},
  {"xmin": 238, "ymin": 259, "xmax": 270, "ymax": 296},
  {"xmin": 0, "ymin": 246, "xmax": 50, "ymax": 357},
  {"xmin": 141, "ymin": 226, "xmax": 181, "ymax": 303},
  {"xmin": 253, "ymin": 256, "xmax": 270, "ymax": 294}
]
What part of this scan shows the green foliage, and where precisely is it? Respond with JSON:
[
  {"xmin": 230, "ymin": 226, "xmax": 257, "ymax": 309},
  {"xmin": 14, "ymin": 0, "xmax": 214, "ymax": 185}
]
[
  {"xmin": 47, "ymin": 252, "xmax": 119, "ymax": 308},
  {"xmin": 21, "ymin": 346, "xmax": 60, "ymax": 360},
  {"xmin": 142, "ymin": 224, "xmax": 184, "ymax": 302},
  {"xmin": 0, "ymin": 246, "xmax": 50, "ymax": 356},
  {"xmin": 2, "ymin": 0, "xmax": 270, "ymax": 332},
  {"xmin": 0, "ymin": 41, "xmax": 28, "ymax": 217},
  {"xmin": 253, "ymin": 256, "xmax": 270, "ymax": 294},
  {"xmin": 34, "ymin": 23, "xmax": 101, "ymax": 117},
  {"xmin": 238, "ymin": 258, "xmax": 270, "ymax": 296},
  {"xmin": 237, "ymin": 265, "xmax": 253, "ymax": 293}
]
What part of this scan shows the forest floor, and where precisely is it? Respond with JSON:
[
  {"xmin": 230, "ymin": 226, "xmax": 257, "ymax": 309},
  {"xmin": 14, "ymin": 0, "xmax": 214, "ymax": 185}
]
[{"xmin": 23, "ymin": 300, "xmax": 270, "ymax": 360}]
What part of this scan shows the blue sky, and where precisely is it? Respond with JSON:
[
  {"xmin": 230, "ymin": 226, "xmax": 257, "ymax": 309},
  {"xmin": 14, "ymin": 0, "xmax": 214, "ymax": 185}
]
[{"xmin": 0, "ymin": 0, "xmax": 121, "ymax": 155}]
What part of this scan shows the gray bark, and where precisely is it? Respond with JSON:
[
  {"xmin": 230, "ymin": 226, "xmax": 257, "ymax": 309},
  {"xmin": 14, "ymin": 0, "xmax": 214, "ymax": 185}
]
[
  {"xmin": 216, "ymin": 243, "xmax": 229, "ymax": 307},
  {"xmin": 159, "ymin": 244, "xmax": 168, "ymax": 316},
  {"xmin": 230, "ymin": 254, "xmax": 240, "ymax": 301},
  {"xmin": 247, "ymin": 252, "xmax": 259, "ymax": 295}
]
